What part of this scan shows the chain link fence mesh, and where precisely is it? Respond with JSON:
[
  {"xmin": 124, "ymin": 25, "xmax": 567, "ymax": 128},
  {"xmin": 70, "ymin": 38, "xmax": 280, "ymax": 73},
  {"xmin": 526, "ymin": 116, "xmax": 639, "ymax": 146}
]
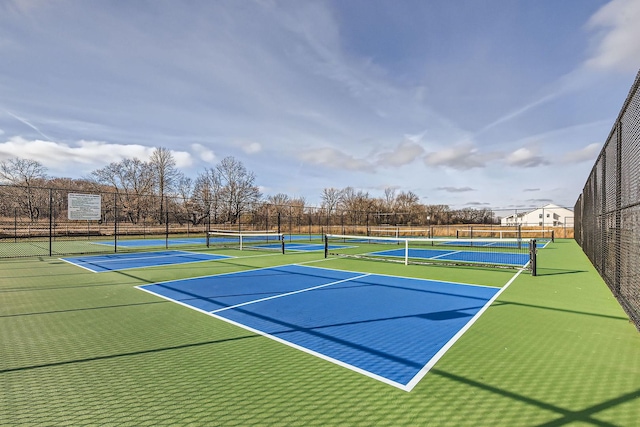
[
  {"xmin": 1, "ymin": 183, "xmax": 572, "ymax": 259},
  {"xmin": 575, "ymin": 70, "xmax": 640, "ymax": 330}
]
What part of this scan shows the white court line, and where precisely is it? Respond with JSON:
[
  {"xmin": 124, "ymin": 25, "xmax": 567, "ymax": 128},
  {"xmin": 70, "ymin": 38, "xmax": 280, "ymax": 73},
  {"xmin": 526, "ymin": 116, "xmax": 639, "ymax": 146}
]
[
  {"xmin": 60, "ymin": 251, "xmax": 229, "ymax": 273},
  {"xmin": 429, "ymin": 250, "xmax": 462, "ymax": 260},
  {"xmin": 137, "ymin": 281, "xmax": 409, "ymax": 391},
  {"xmin": 209, "ymin": 273, "xmax": 371, "ymax": 314},
  {"xmin": 68, "ymin": 251, "xmax": 199, "ymax": 265},
  {"xmin": 137, "ymin": 263, "xmax": 526, "ymax": 392},
  {"xmin": 59, "ymin": 258, "xmax": 99, "ymax": 272},
  {"xmin": 404, "ymin": 266, "xmax": 527, "ymax": 391}
]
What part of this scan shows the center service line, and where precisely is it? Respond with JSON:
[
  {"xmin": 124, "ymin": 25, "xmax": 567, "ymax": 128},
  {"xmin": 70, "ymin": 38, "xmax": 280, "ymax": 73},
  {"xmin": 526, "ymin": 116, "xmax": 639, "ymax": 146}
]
[{"xmin": 209, "ymin": 273, "xmax": 372, "ymax": 314}]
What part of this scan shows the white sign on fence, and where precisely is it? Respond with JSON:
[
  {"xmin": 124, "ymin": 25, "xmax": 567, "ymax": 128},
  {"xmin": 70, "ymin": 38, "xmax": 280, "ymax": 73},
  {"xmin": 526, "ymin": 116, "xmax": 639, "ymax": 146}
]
[{"xmin": 68, "ymin": 193, "xmax": 102, "ymax": 220}]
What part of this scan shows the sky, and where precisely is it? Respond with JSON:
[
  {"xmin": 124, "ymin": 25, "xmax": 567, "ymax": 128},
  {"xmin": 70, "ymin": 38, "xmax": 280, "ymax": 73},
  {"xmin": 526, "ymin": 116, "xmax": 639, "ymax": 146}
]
[{"xmin": 1, "ymin": 0, "xmax": 639, "ymax": 210}]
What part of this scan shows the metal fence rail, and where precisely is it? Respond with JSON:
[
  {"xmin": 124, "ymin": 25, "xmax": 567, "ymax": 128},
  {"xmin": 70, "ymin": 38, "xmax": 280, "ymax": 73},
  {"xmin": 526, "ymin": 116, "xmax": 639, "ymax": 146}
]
[{"xmin": 575, "ymin": 70, "xmax": 640, "ymax": 330}]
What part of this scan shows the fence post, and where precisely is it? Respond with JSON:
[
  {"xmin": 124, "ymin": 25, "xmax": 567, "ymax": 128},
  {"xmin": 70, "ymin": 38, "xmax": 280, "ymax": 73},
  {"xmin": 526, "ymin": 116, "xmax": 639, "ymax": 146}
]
[
  {"xmin": 530, "ymin": 239, "xmax": 537, "ymax": 276},
  {"xmin": 165, "ymin": 198, "xmax": 169, "ymax": 250},
  {"xmin": 114, "ymin": 192, "xmax": 118, "ymax": 253},
  {"xmin": 49, "ymin": 188, "xmax": 53, "ymax": 256},
  {"xmin": 615, "ymin": 120, "xmax": 622, "ymax": 294}
]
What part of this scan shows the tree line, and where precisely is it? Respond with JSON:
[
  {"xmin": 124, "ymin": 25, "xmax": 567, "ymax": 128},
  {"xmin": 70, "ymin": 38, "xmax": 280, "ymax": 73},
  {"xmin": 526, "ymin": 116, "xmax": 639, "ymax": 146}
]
[{"xmin": 0, "ymin": 149, "xmax": 497, "ymax": 226}]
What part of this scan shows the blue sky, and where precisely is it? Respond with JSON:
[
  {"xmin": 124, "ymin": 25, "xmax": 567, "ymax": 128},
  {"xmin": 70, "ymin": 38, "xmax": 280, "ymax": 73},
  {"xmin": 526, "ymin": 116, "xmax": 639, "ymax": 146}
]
[{"xmin": 1, "ymin": 0, "xmax": 639, "ymax": 209}]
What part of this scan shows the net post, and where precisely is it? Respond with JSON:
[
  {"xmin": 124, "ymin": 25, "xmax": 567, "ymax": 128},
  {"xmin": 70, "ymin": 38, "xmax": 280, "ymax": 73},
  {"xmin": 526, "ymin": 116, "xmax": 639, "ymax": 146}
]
[
  {"xmin": 206, "ymin": 211, "xmax": 211, "ymax": 248},
  {"xmin": 240, "ymin": 235, "xmax": 243, "ymax": 251},
  {"xmin": 404, "ymin": 239, "xmax": 408, "ymax": 266},
  {"xmin": 324, "ymin": 234, "xmax": 328, "ymax": 258},
  {"xmin": 551, "ymin": 229, "xmax": 555, "ymax": 243},
  {"xmin": 530, "ymin": 239, "xmax": 537, "ymax": 276},
  {"xmin": 281, "ymin": 235, "xmax": 285, "ymax": 254}
]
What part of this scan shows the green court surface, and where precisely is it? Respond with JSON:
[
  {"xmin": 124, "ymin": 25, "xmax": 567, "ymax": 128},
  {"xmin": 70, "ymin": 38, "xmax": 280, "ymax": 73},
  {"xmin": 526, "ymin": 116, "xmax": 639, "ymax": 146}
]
[{"xmin": 1, "ymin": 239, "xmax": 639, "ymax": 426}]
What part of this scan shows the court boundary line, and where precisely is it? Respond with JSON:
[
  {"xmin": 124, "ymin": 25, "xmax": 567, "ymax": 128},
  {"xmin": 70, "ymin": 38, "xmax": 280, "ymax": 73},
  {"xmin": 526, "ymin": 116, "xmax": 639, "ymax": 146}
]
[
  {"xmin": 286, "ymin": 243, "xmax": 356, "ymax": 252},
  {"xmin": 60, "ymin": 250, "xmax": 232, "ymax": 273},
  {"xmin": 404, "ymin": 267, "xmax": 526, "ymax": 391},
  {"xmin": 369, "ymin": 247, "xmax": 529, "ymax": 268},
  {"xmin": 136, "ymin": 267, "xmax": 415, "ymax": 390},
  {"xmin": 137, "ymin": 282, "xmax": 408, "ymax": 390},
  {"xmin": 136, "ymin": 263, "xmax": 522, "ymax": 391},
  {"xmin": 61, "ymin": 247, "xmax": 291, "ymax": 274},
  {"xmin": 88, "ymin": 238, "xmax": 208, "ymax": 248},
  {"xmin": 292, "ymin": 262, "xmax": 494, "ymax": 289}
]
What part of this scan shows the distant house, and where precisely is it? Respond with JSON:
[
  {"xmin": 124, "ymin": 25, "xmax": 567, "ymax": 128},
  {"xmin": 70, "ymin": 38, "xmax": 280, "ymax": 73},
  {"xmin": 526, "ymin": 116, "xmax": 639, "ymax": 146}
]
[{"xmin": 500, "ymin": 204, "xmax": 574, "ymax": 227}]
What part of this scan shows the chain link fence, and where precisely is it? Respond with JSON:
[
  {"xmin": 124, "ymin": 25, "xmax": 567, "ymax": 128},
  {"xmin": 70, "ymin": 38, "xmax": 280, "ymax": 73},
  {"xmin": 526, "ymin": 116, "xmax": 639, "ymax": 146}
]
[
  {"xmin": 1, "ymin": 182, "xmax": 570, "ymax": 259},
  {"xmin": 574, "ymin": 70, "xmax": 640, "ymax": 330},
  {"xmin": 0, "ymin": 186, "xmax": 211, "ymax": 258}
]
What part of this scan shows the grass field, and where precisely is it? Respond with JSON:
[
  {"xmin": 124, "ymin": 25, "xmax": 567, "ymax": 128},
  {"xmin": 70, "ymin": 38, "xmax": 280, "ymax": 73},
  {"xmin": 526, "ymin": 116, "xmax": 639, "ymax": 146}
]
[{"xmin": 1, "ymin": 239, "xmax": 639, "ymax": 426}]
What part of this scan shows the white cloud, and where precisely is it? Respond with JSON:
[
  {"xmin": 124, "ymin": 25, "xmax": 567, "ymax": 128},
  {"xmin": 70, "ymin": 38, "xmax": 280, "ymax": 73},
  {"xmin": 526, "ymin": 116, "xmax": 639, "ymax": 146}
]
[
  {"xmin": 234, "ymin": 140, "xmax": 262, "ymax": 154},
  {"xmin": 0, "ymin": 137, "xmax": 193, "ymax": 173},
  {"xmin": 191, "ymin": 143, "xmax": 216, "ymax": 163},
  {"xmin": 586, "ymin": 0, "xmax": 640, "ymax": 72},
  {"xmin": 562, "ymin": 143, "xmax": 601, "ymax": 163},
  {"xmin": 170, "ymin": 151, "xmax": 193, "ymax": 168},
  {"xmin": 376, "ymin": 141, "xmax": 424, "ymax": 167},
  {"xmin": 424, "ymin": 142, "xmax": 495, "ymax": 170},
  {"xmin": 505, "ymin": 147, "xmax": 551, "ymax": 168},
  {"xmin": 437, "ymin": 187, "xmax": 476, "ymax": 193},
  {"xmin": 298, "ymin": 147, "xmax": 374, "ymax": 172},
  {"xmin": 477, "ymin": 93, "xmax": 560, "ymax": 135}
]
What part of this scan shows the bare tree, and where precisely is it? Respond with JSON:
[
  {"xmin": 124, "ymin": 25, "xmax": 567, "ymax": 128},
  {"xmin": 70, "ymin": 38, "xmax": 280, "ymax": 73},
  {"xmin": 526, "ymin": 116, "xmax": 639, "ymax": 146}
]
[
  {"xmin": 192, "ymin": 168, "xmax": 222, "ymax": 225},
  {"xmin": 382, "ymin": 187, "xmax": 397, "ymax": 212},
  {"xmin": 321, "ymin": 187, "xmax": 342, "ymax": 222},
  {"xmin": 0, "ymin": 157, "xmax": 47, "ymax": 185},
  {"xmin": 267, "ymin": 193, "xmax": 290, "ymax": 209},
  {"xmin": 91, "ymin": 158, "xmax": 155, "ymax": 223},
  {"xmin": 216, "ymin": 156, "xmax": 261, "ymax": 224},
  {"xmin": 425, "ymin": 204, "xmax": 451, "ymax": 225},
  {"xmin": 339, "ymin": 187, "xmax": 373, "ymax": 228},
  {"xmin": 0, "ymin": 157, "xmax": 48, "ymax": 221},
  {"xmin": 149, "ymin": 147, "xmax": 182, "ymax": 223},
  {"xmin": 395, "ymin": 190, "xmax": 421, "ymax": 224}
]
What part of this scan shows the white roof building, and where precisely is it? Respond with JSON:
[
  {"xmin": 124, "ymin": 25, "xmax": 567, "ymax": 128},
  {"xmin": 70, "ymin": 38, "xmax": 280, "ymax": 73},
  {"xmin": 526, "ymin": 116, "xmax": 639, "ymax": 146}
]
[{"xmin": 500, "ymin": 204, "xmax": 574, "ymax": 227}]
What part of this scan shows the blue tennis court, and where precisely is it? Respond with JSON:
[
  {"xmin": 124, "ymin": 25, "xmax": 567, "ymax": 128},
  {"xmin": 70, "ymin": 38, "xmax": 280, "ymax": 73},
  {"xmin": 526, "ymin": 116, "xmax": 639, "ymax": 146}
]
[
  {"xmin": 93, "ymin": 237, "xmax": 207, "ymax": 248},
  {"xmin": 255, "ymin": 242, "xmax": 350, "ymax": 252},
  {"xmin": 62, "ymin": 250, "xmax": 231, "ymax": 272},
  {"xmin": 372, "ymin": 248, "xmax": 530, "ymax": 267},
  {"xmin": 441, "ymin": 239, "xmax": 549, "ymax": 249},
  {"xmin": 289, "ymin": 243, "xmax": 352, "ymax": 251},
  {"xmin": 138, "ymin": 264, "xmax": 503, "ymax": 391}
]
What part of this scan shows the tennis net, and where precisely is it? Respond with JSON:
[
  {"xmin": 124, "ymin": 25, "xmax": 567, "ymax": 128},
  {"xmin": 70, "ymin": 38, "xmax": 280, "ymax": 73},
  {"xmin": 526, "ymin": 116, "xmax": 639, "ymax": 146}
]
[
  {"xmin": 324, "ymin": 234, "xmax": 538, "ymax": 274},
  {"xmin": 369, "ymin": 227, "xmax": 432, "ymax": 238},
  {"xmin": 455, "ymin": 227, "xmax": 554, "ymax": 241},
  {"xmin": 206, "ymin": 231, "xmax": 284, "ymax": 253}
]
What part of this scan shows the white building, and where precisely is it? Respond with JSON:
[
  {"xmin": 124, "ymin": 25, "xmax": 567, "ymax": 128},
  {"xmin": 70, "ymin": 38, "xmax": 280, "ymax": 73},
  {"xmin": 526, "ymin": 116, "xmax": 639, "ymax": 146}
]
[{"xmin": 500, "ymin": 203, "xmax": 574, "ymax": 227}]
